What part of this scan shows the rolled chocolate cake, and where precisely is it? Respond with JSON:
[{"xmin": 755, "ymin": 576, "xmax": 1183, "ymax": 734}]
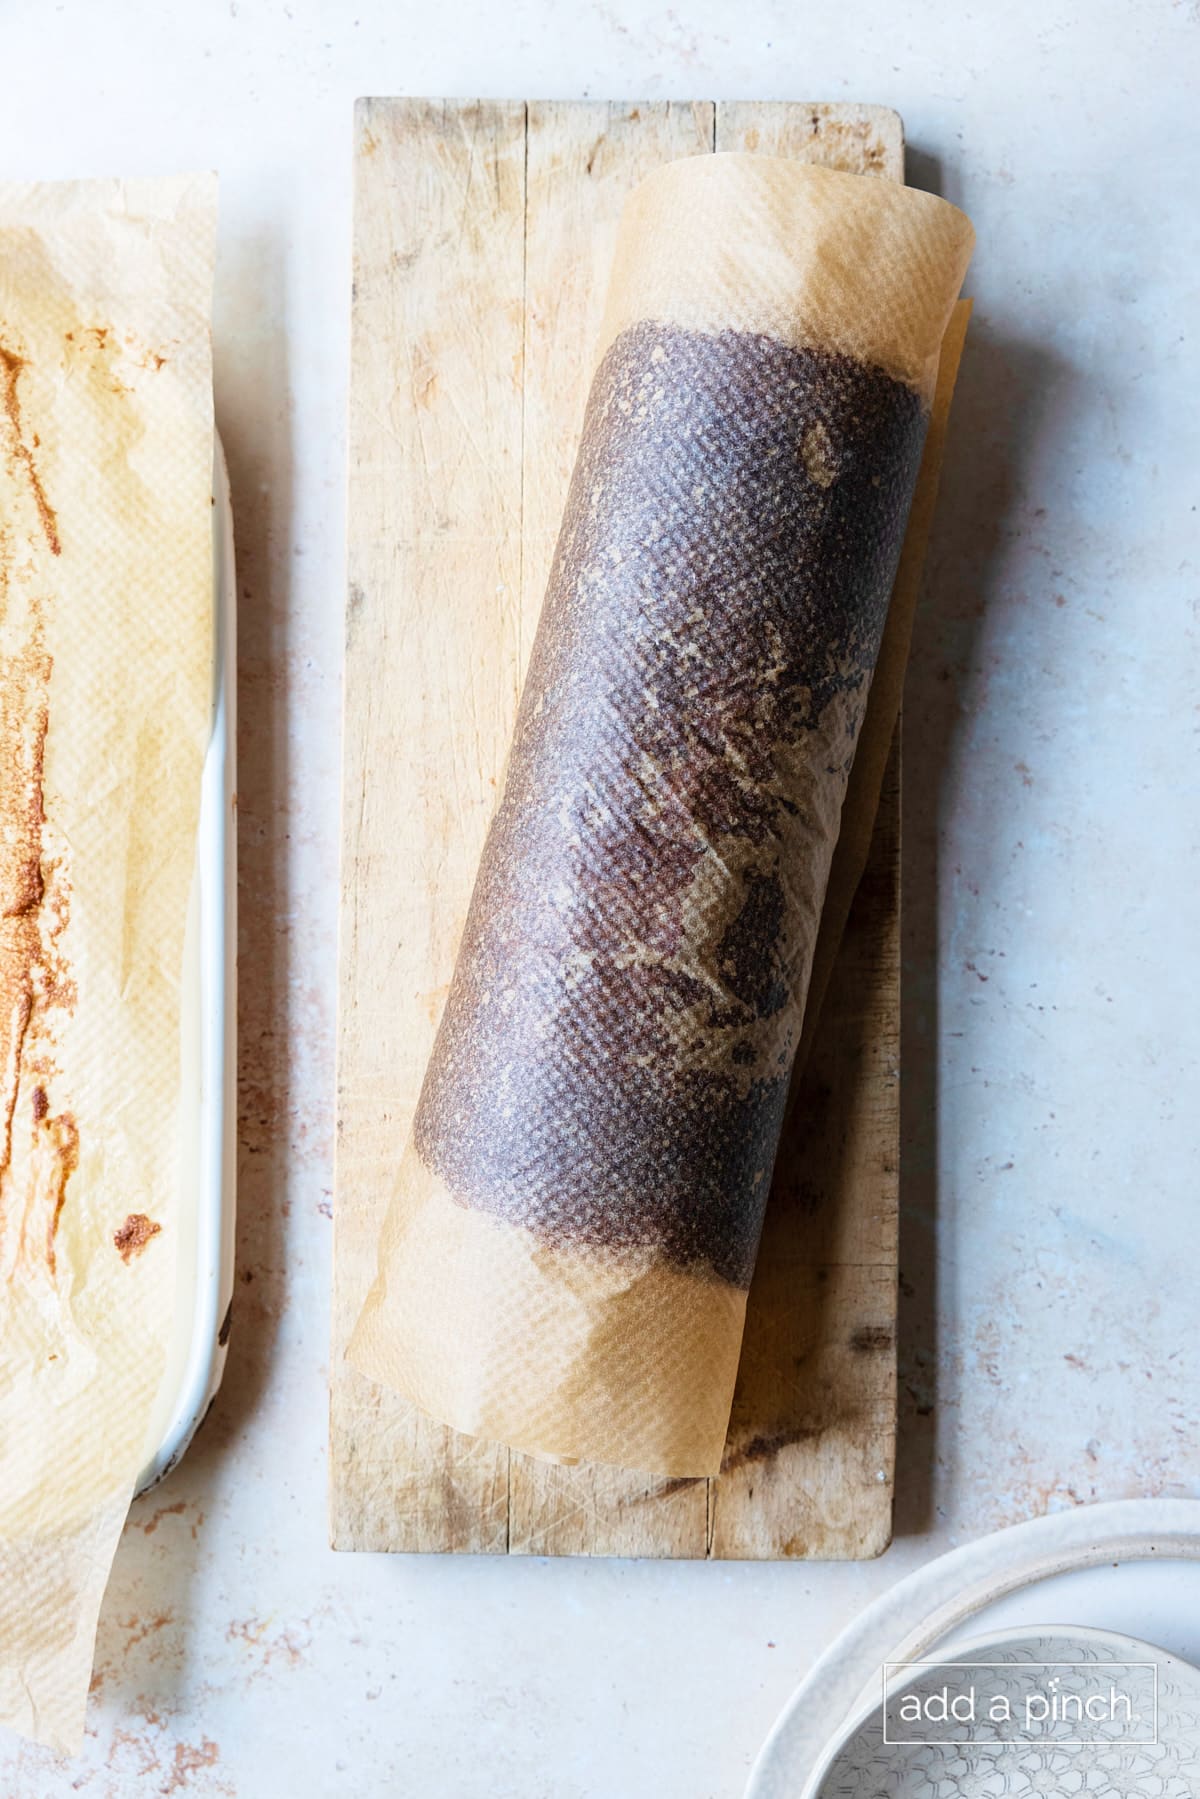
[{"xmin": 350, "ymin": 155, "xmax": 974, "ymax": 1476}]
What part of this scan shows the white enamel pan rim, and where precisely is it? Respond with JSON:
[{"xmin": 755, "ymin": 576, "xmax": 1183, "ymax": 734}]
[{"xmin": 134, "ymin": 432, "xmax": 237, "ymax": 1495}]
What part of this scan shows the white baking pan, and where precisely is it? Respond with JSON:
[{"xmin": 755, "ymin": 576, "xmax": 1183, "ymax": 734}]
[{"xmin": 134, "ymin": 434, "xmax": 237, "ymax": 1495}]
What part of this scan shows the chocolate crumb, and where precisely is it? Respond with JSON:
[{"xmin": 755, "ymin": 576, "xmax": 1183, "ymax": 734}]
[{"xmin": 114, "ymin": 1212, "xmax": 162, "ymax": 1263}]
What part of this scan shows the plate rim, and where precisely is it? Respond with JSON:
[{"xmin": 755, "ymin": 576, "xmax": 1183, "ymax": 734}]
[{"xmin": 745, "ymin": 1497, "xmax": 1200, "ymax": 1799}]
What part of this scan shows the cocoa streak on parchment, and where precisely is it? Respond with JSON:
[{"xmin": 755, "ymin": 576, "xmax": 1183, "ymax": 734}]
[
  {"xmin": 0, "ymin": 345, "xmax": 62, "ymax": 557},
  {"xmin": 43, "ymin": 1113, "xmax": 79, "ymax": 1274},
  {"xmin": 0, "ymin": 339, "xmax": 76, "ymax": 1271},
  {"xmin": 0, "ymin": 638, "xmax": 51, "ymax": 1181}
]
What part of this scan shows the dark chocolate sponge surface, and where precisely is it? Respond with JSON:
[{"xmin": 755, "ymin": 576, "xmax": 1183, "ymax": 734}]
[{"xmin": 414, "ymin": 319, "xmax": 925, "ymax": 1287}]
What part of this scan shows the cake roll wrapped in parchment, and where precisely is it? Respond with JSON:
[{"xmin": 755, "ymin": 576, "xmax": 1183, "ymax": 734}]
[{"xmin": 349, "ymin": 155, "xmax": 974, "ymax": 1476}]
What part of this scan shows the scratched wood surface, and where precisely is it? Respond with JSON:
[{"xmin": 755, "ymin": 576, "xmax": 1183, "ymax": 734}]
[{"xmin": 331, "ymin": 97, "xmax": 902, "ymax": 1558}]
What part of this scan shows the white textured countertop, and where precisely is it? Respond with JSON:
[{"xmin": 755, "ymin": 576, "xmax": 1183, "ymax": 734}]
[{"xmin": 3, "ymin": 2, "xmax": 1198, "ymax": 1794}]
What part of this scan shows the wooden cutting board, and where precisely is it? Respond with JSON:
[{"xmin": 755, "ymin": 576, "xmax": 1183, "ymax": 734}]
[{"xmin": 331, "ymin": 98, "xmax": 902, "ymax": 1559}]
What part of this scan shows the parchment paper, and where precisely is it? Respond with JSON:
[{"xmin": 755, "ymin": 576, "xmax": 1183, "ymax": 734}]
[
  {"xmin": 0, "ymin": 174, "xmax": 216, "ymax": 1752},
  {"xmin": 350, "ymin": 157, "xmax": 974, "ymax": 1479},
  {"xmin": 797, "ymin": 296, "xmax": 973, "ymax": 1080}
]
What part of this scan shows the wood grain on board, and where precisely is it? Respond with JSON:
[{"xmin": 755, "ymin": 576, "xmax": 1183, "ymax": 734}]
[{"xmin": 332, "ymin": 97, "xmax": 902, "ymax": 1558}]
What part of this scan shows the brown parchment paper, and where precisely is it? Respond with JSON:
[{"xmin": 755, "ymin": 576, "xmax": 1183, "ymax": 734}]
[
  {"xmin": 0, "ymin": 174, "xmax": 216, "ymax": 1752},
  {"xmin": 349, "ymin": 157, "xmax": 974, "ymax": 1479}
]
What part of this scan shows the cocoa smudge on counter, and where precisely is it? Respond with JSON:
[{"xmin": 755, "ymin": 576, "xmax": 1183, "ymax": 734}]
[
  {"xmin": 140, "ymin": 1500, "xmax": 186, "ymax": 1535},
  {"xmin": 114, "ymin": 1212, "xmax": 162, "ymax": 1263},
  {"xmin": 415, "ymin": 319, "xmax": 925, "ymax": 1287}
]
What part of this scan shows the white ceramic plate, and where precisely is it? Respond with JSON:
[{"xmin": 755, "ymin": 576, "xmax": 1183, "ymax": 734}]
[
  {"xmin": 747, "ymin": 1498, "xmax": 1200, "ymax": 1798},
  {"xmin": 806, "ymin": 1624, "xmax": 1200, "ymax": 1796},
  {"xmin": 134, "ymin": 434, "xmax": 237, "ymax": 1494}
]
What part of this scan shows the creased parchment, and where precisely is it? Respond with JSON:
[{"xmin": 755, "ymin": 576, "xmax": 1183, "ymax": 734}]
[
  {"xmin": 350, "ymin": 157, "xmax": 974, "ymax": 1478},
  {"xmin": 0, "ymin": 174, "xmax": 216, "ymax": 1753},
  {"xmin": 798, "ymin": 294, "xmax": 973, "ymax": 1081}
]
